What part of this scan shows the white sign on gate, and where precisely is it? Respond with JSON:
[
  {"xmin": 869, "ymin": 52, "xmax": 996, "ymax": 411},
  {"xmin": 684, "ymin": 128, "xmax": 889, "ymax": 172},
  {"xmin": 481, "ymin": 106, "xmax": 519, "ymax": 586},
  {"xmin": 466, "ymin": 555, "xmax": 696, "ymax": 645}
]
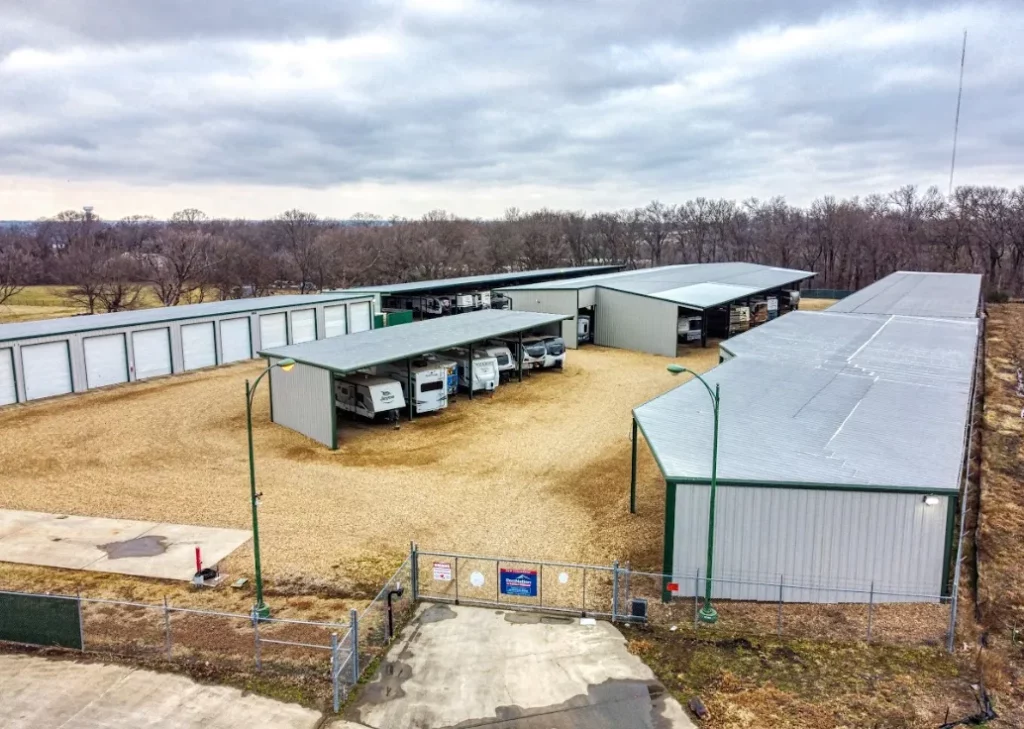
[{"xmin": 433, "ymin": 561, "xmax": 452, "ymax": 581}]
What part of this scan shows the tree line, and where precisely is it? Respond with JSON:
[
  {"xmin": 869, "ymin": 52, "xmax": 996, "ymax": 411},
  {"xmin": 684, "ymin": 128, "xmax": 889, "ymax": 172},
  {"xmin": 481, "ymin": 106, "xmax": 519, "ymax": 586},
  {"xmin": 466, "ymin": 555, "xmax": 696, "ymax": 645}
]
[{"xmin": 1, "ymin": 183, "xmax": 1022, "ymax": 313}]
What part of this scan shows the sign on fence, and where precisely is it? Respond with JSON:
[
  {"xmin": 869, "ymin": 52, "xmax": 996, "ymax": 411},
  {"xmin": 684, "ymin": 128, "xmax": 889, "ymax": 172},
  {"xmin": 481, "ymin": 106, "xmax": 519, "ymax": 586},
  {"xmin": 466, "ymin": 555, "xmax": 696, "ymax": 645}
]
[
  {"xmin": 432, "ymin": 562, "xmax": 452, "ymax": 581},
  {"xmin": 499, "ymin": 569, "xmax": 538, "ymax": 597}
]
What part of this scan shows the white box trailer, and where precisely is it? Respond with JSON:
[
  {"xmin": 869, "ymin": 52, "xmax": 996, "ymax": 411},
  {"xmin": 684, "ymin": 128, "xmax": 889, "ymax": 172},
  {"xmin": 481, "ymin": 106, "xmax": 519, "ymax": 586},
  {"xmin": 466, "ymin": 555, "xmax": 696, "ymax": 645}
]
[
  {"xmin": 335, "ymin": 374, "xmax": 406, "ymax": 421},
  {"xmin": 377, "ymin": 361, "xmax": 448, "ymax": 414},
  {"xmin": 441, "ymin": 348, "xmax": 499, "ymax": 393}
]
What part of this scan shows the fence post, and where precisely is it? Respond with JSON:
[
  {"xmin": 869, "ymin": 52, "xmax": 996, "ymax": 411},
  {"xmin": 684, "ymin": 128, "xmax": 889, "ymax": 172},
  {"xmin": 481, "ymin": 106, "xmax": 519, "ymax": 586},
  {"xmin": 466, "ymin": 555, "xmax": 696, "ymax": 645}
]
[
  {"xmin": 612, "ymin": 560, "xmax": 620, "ymax": 623},
  {"xmin": 410, "ymin": 542, "xmax": 419, "ymax": 601},
  {"xmin": 866, "ymin": 581, "xmax": 874, "ymax": 643},
  {"xmin": 331, "ymin": 633, "xmax": 340, "ymax": 713},
  {"xmin": 454, "ymin": 556, "xmax": 460, "ymax": 605},
  {"xmin": 350, "ymin": 608, "xmax": 359, "ymax": 685},
  {"xmin": 582, "ymin": 567, "xmax": 588, "ymax": 617},
  {"xmin": 624, "ymin": 561, "xmax": 632, "ymax": 606},
  {"xmin": 777, "ymin": 575, "xmax": 784, "ymax": 637},
  {"xmin": 76, "ymin": 591, "xmax": 85, "ymax": 651},
  {"xmin": 253, "ymin": 611, "xmax": 262, "ymax": 671},
  {"xmin": 164, "ymin": 597, "xmax": 172, "ymax": 659},
  {"xmin": 947, "ymin": 594, "xmax": 957, "ymax": 654},
  {"xmin": 538, "ymin": 562, "xmax": 544, "ymax": 609},
  {"xmin": 693, "ymin": 570, "xmax": 700, "ymax": 630}
]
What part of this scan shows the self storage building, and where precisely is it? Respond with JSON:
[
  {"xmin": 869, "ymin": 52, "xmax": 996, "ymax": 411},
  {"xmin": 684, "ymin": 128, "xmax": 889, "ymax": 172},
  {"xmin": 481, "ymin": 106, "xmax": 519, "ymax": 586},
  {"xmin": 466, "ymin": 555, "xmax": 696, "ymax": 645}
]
[
  {"xmin": 259, "ymin": 309, "xmax": 569, "ymax": 449},
  {"xmin": 496, "ymin": 262, "xmax": 815, "ymax": 356},
  {"xmin": 631, "ymin": 271, "xmax": 982, "ymax": 603},
  {"xmin": 0, "ymin": 292, "xmax": 375, "ymax": 406}
]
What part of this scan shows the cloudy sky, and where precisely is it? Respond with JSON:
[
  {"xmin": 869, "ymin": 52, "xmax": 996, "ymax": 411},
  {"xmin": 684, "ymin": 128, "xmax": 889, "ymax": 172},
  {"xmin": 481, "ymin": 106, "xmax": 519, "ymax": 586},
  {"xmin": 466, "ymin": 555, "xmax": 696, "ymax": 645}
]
[{"xmin": 2, "ymin": 0, "xmax": 1022, "ymax": 220}]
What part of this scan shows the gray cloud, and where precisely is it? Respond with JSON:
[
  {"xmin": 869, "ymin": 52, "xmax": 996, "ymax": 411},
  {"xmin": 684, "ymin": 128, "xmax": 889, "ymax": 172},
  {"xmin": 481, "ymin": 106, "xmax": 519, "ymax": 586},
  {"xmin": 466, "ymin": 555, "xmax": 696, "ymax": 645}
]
[{"xmin": 1, "ymin": 0, "xmax": 1022, "ymax": 215}]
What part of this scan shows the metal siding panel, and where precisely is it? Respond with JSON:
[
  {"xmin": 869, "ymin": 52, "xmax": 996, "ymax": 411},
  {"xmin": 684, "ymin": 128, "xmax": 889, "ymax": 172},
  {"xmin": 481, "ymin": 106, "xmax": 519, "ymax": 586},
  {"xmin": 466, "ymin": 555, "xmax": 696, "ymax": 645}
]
[
  {"xmin": 132, "ymin": 328, "xmax": 173, "ymax": 380},
  {"xmin": 349, "ymin": 302, "xmax": 372, "ymax": 333},
  {"xmin": 290, "ymin": 309, "xmax": 317, "ymax": 343},
  {"xmin": 0, "ymin": 347, "xmax": 16, "ymax": 405},
  {"xmin": 260, "ymin": 313, "xmax": 288, "ymax": 349},
  {"xmin": 578, "ymin": 287, "xmax": 596, "ymax": 307},
  {"xmin": 220, "ymin": 318, "xmax": 252, "ymax": 363},
  {"xmin": 504, "ymin": 290, "xmax": 578, "ymax": 350},
  {"xmin": 83, "ymin": 333, "xmax": 129, "ymax": 388},
  {"xmin": 324, "ymin": 305, "xmax": 347, "ymax": 338},
  {"xmin": 268, "ymin": 360, "xmax": 333, "ymax": 447},
  {"xmin": 594, "ymin": 288, "xmax": 677, "ymax": 356},
  {"xmin": 22, "ymin": 340, "xmax": 73, "ymax": 400},
  {"xmin": 181, "ymin": 322, "xmax": 217, "ymax": 370}
]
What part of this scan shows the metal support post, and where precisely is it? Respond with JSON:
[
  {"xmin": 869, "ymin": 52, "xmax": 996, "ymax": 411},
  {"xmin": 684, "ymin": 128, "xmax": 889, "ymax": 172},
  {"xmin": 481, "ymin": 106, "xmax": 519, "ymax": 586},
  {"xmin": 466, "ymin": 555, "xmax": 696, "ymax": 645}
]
[
  {"xmin": 454, "ymin": 556, "xmax": 460, "ymax": 604},
  {"xmin": 407, "ymin": 359, "xmax": 414, "ymax": 422},
  {"xmin": 331, "ymin": 633, "xmax": 340, "ymax": 713},
  {"xmin": 164, "ymin": 597, "xmax": 172, "ymax": 658},
  {"xmin": 624, "ymin": 561, "xmax": 631, "ymax": 606},
  {"xmin": 350, "ymin": 609, "xmax": 359, "ymax": 684},
  {"xmin": 538, "ymin": 563, "xmax": 544, "ymax": 608},
  {"xmin": 867, "ymin": 581, "xmax": 875, "ymax": 642},
  {"xmin": 469, "ymin": 342, "xmax": 475, "ymax": 400},
  {"xmin": 410, "ymin": 542, "xmax": 419, "ymax": 600},
  {"xmin": 582, "ymin": 567, "xmax": 588, "ymax": 616},
  {"xmin": 630, "ymin": 419, "xmax": 638, "ymax": 514},
  {"xmin": 776, "ymin": 575, "xmax": 784, "ymax": 636},
  {"xmin": 77, "ymin": 591, "xmax": 85, "ymax": 651},
  {"xmin": 612, "ymin": 560, "xmax": 620, "ymax": 622},
  {"xmin": 693, "ymin": 571, "xmax": 700, "ymax": 629},
  {"xmin": 253, "ymin": 613, "xmax": 262, "ymax": 671},
  {"xmin": 517, "ymin": 331, "xmax": 524, "ymax": 382}
]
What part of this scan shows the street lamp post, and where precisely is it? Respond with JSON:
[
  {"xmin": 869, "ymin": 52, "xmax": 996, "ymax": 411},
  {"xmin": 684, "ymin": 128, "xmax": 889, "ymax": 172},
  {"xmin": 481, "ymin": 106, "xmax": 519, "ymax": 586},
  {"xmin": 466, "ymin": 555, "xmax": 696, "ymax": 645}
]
[
  {"xmin": 246, "ymin": 358, "xmax": 295, "ymax": 620},
  {"xmin": 667, "ymin": 364, "xmax": 720, "ymax": 624}
]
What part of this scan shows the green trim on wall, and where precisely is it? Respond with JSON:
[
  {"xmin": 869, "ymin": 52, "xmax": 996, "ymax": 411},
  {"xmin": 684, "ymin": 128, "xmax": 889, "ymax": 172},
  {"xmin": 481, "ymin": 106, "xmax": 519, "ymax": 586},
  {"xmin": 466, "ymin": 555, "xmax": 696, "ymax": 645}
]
[
  {"xmin": 330, "ymin": 372, "xmax": 339, "ymax": 451},
  {"xmin": 941, "ymin": 494, "xmax": 957, "ymax": 598},
  {"xmin": 664, "ymin": 476, "xmax": 958, "ymax": 496},
  {"xmin": 661, "ymin": 480, "xmax": 676, "ymax": 602}
]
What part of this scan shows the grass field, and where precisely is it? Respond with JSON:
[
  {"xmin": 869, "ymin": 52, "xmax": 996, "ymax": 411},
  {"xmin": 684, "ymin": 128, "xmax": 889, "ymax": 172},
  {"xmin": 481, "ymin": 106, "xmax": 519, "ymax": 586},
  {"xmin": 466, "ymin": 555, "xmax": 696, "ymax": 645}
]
[
  {"xmin": 0, "ymin": 346, "xmax": 715, "ymax": 593},
  {"xmin": 797, "ymin": 297, "xmax": 837, "ymax": 311},
  {"xmin": 0, "ymin": 285, "xmax": 163, "ymax": 324}
]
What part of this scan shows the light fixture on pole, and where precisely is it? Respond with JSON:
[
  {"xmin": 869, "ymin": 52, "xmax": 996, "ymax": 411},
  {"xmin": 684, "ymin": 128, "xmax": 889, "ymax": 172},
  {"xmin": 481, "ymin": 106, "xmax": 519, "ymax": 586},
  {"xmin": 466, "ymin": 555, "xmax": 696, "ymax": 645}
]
[
  {"xmin": 246, "ymin": 357, "xmax": 295, "ymax": 620},
  {"xmin": 667, "ymin": 363, "xmax": 720, "ymax": 625}
]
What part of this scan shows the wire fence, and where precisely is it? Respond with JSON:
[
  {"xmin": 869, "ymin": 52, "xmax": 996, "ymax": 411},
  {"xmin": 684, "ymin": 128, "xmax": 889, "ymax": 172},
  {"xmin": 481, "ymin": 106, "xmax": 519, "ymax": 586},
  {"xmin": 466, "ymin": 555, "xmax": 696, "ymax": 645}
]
[{"xmin": 413, "ymin": 547, "xmax": 955, "ymax": 649}]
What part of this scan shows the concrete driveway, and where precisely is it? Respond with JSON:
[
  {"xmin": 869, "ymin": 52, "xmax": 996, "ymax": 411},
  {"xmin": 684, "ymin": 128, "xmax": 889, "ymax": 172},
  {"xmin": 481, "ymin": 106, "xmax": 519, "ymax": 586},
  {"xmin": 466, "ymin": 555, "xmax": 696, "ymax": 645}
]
[
  {"xmin": 0, "ymin": 654, "xmax": 321, "ymax": 729},
  {"xmin": 346, "ymin": 604, "xmax": 695, "ymax": 729}
]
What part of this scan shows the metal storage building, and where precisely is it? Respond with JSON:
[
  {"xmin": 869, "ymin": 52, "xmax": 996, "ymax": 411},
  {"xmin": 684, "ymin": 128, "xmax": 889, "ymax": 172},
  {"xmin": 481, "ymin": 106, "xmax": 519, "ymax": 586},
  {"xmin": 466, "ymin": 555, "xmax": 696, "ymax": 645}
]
[
  {"xmin": 631, "ymin": 271, "xmax": 982, "ymax": 603},
  {"xmin": 0, "ymin": 292, "xmax": 376, "ymax": 406},
  {"xmin": 496, "ymin": 263, "xmax": 815, "ymax": 355},
  {"xmin": 259, "ymin": 309, "xmax": 569, "ymax": 449}
]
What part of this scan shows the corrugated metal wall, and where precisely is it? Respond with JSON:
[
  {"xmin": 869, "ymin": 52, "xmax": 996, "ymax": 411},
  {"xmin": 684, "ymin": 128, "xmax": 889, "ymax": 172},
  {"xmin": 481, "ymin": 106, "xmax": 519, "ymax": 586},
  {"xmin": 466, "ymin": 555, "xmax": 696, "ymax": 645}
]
[
  {"xmin": 594, "ymin": 288, "xmax": 678, "ymax": 357},
  {"xmin": 503, "ymin": 289, "xmax": 579, "ymax": 348},
  {"xmin": 268, "ymin": 359, "xmax": 334, "ymax": 448},
  {"xmin": 0, "ymin": 296, "xmax": 373, "ymax": 406},
  {"xmin": 671, "ymin": 484, "xmax": 949, "ymax": 602}
]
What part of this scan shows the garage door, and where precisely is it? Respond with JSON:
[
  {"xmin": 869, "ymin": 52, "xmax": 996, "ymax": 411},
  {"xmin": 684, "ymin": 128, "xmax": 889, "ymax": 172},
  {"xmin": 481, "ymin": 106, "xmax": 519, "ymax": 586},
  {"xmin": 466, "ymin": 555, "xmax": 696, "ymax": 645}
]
[
  {"xmin": 22, "ymin": 341, "xmax": 73, "ymax": 401},
  {"xmin": 291, "ymin": 309, "xmax": 316, "ymax": 343},
  {"xmin": 133, "ymin": 328, "xmax": 172, "ymax": 380},
  {"xmin": 0, "ymin": 348, "xmax": 16, "ymax": 405},
  {"xmin": 181, "ymin": 322, "xmax": 217, "ymax": 371},
  {"xmin": 324, "ymin": 305, "xmax": 347, "ymax": 338},
  {"xmin": 221, "ymin": 318, "xmax": 252, "ymax": 363},
  {"xmin": 260, "ymin": 313, "xmax": 287, "ymax": 349},
  {"xmin": 349, "ymin": 302, "xmax": 372, "ymax": 333},
  {"xmin": 83, "ymin": 333, "xmax": 128, "ymax": 389}
]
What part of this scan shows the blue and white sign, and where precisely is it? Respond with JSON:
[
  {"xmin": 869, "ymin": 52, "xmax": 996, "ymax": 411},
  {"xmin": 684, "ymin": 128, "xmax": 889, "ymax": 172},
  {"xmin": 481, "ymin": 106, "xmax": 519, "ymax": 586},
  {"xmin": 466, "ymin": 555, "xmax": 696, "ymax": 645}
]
[{"xmin": 499, "ymin": 569, "xmax": 538, "ymax": 597}]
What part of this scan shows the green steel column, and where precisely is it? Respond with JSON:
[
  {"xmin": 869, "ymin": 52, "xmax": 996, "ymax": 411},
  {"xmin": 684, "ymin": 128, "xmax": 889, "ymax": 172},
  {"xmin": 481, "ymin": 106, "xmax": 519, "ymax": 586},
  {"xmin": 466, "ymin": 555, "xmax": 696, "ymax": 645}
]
[
  {"xmin": 630, "ymin": 418, "xmax": 638, "ymax": 514},
  {"xmin": 246, "ymin": 378, "xmax": 269, "ymax": 620},
  {"xmin": 661, "ymin": 480, "xmax": 676, "ymax": 603},
  {"xmin": 407, "ymin": 358, "xmax": 414, "ymax": 421},
  {"xmin": 699, "ymin": 383, "xmax": 720, "ymax": 624},
  {"xmin": 468, "ymin": 343, "xmax": 474, "ymax": 400},
  {"xmin": 517, "ymin": 331, "xmax": 523, "ymax": 383}
]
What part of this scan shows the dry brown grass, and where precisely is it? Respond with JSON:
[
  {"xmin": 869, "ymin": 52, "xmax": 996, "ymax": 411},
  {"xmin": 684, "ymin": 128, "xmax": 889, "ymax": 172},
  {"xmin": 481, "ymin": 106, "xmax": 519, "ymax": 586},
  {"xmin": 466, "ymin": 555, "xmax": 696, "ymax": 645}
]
[
  {"xmin": 0, "ymin": 345, "xmax": 718, "ymax": 593},
  {"xmin": 797, "ymin": 297, "xmax": 837, "ymax": 311},
  {"xmin": 0, "ymin": 304, "xmax": 81, "ymax": 323}
]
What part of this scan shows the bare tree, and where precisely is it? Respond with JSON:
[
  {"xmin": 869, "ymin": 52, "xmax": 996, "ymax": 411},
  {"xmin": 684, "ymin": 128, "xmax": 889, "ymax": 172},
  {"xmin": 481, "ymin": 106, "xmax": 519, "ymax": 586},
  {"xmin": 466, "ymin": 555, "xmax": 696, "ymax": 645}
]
[
  {"xmin": 0, "ymin": 228, "xmax": 36, "ymax": 306},
  {"xmin": 146, "ymin": 228, "xmax": 217, "ymax": 306}
]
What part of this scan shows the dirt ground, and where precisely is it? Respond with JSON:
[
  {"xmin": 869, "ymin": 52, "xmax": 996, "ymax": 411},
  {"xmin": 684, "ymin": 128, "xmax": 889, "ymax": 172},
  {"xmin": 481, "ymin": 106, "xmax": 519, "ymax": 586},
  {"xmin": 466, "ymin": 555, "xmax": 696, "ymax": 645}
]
[{"xmin": 0, "ymin": 344, "xmax": 716, "ymax": 592}]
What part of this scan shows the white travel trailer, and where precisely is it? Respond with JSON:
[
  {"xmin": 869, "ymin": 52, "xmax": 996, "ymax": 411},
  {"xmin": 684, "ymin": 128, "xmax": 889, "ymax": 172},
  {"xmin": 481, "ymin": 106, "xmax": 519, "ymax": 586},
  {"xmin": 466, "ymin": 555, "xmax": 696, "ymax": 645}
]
[
  {"xmin": 677, "ymin": 315, "xmax": 703, "ymax": 343},
  {"xmin": 334, "ymin": 374, "xmax": 406, "ymax": 421},
  {"xmin": 441, "ymin": 348, "xmax": 499, "ymax": 393},
  {"xmin": 420, "ymin": 354, "xmax": 460, "ymax": 396},
  {"xmin": 377, "ymin": 361, "xmax": 448, "ymax": 414},
  {"xmin": 577, "ymin": 315, "xmax": 592, "ymax": 344},
  {"xmin": 483, "ymin": 344, "xmax": 516, "ymax": 382},
  {"xmin": 453, "ymin": 294, "xmax": 475, "ymax": 312},
  {"xmin": 475, "ymin": 291, "xmax": 492, "ymax": 309},
  {"xmin": 540, "ymin": 336, "xmax": 566, "ymax": 369}
]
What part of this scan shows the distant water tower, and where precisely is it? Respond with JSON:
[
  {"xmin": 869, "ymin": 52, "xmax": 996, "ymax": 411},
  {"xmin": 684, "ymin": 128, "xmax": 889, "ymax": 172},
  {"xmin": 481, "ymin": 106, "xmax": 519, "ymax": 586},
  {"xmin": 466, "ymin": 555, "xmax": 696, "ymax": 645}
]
[{"xmin": 83, "ymin": 205, "xmax": 94, "ymax": 220}]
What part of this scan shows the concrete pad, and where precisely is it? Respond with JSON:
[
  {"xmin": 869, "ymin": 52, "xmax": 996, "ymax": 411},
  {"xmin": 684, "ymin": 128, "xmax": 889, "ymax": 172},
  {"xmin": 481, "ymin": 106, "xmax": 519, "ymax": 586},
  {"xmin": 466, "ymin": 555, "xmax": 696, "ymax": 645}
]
[
  {"xmin": 0, "ymin": 654, "xmax": 322, "ymax": 729},
  {"xmin": 348, "ymin": 604, "xmax": 695, "ymax": 729},
  {"xmin": 0, "ymin": 509, "xmax": 251, "ymax": 581}
]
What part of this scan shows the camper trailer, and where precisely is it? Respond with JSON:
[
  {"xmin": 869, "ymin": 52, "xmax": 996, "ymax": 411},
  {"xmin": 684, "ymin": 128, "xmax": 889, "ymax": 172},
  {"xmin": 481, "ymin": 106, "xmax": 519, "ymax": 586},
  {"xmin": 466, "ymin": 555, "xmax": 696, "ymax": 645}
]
[
  {"xmin": 540, "ymin": 336, "xmax": 566, "ymax": 369},
  {"xmin": 453, "ymin": 293, "xmax": 475, "ymax": 312},
  {"xmin": 677, "ymin": 315, "xmax": 703, "ymax": 343},
  {"xmin": 483, "ymin": 344, "xmax": 516, "ymax": 382},
  {"xmin": 421, "ymin": 354, "xmax": 460, "ymax": 396},
  {"xmin": 577, "ymin": 315, "xmax": 592, "ymax": 344},
  {"xmin": 376, "ymin": 361, "xmax": 448, "ymax": 414},
  {"xmin": 441, "ymin": 348, "xmax": 500, "ymax": 393},
  {"xmin": 335, "ymin": 374, "xmax": 406, "ymax": 422}
]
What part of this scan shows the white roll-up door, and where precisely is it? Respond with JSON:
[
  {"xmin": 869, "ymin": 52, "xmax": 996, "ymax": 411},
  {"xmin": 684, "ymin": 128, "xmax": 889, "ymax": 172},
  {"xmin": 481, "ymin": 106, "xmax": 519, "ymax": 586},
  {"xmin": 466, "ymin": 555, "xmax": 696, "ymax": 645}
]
[
  {"xmin": 290, "ymin": 309, "xmax": 316, "ymax": 343},
  {"xmin": 83, "ymin": 333, "xmax": 128, "ymax": 389},
  {"xmin": 22, "ymin": 341, "xmax": 73, "ymax": 400},
  {"xmin": 133, "ymin": 328, "xmax": 172, "ymax": 380},
  {"xmin": 324, "ymin": 305, "xmax": 347, "ymax": 338},
  {"xmin": 0, "ymin": 348, "xmax": 16, "ymax": 405},
  {"xmin": 260, "ymin": 313, "xmax": 287, "ymax": 349},
  {"xmin": 220, "ymin": 318, "xmax": 252, "ymax": 363},
  {"xmin": 181, "ymin": 322, "xmax": 217, "ymax": 371},
  {"xmin": 349, "ymin": 302, "xmax": 372, "ymax": 333}
]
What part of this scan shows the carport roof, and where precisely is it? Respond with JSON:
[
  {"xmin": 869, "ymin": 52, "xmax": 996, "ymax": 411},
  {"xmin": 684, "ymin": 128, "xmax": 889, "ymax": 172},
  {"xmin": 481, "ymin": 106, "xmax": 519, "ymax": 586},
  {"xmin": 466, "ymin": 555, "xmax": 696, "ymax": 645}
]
[
  {"xmin": 334, "ymin": 265, "xmax": 622, "ymax": 295},
  {"xmin": 0, "ymin": 292, "xmax": 371, "ymax": 344},
  {"xmin": 826, "ymin": 271, "xmax": 981, "ymax": 318},
  {"xmin": 634, "ymin": 309, "xmax": 978, "ymax": 493},
  {"xmin": 497, "ymin": 262, "xmax": 815, "ymax": 309},
  {"xmin": 258, "ymin": 309, "xmax": 570, "ymax": 373}
]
